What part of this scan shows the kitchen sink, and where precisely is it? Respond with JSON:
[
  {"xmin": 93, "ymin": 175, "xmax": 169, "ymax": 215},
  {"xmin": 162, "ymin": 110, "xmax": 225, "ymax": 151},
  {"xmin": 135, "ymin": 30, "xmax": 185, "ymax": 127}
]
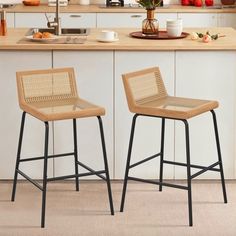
[{"xmin": 26, "ymin": 28, "xmax": 90, "ymax": 36}]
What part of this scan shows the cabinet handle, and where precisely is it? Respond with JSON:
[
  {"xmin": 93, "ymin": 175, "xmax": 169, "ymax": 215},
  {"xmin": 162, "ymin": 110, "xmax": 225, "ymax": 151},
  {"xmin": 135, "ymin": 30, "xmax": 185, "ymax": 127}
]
[
  {"xmin": 130, "ymin": 15, "xmax": 142, "ymax": 18},
  {"xmin": 70, "ymin": 15, "xmax": 82, "ymax": 18}
]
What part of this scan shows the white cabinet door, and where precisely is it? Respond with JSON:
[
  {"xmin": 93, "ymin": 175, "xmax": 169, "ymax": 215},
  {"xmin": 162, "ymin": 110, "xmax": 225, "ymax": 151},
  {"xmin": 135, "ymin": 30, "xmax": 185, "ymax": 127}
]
[
  {"xmin": 60, "ymin": 13, "xmax": 96, "ymax": 28},
  {"xmin": 7, "ymin": 13, "xmax": 14, "ymax": 27},
  {"xmin": 175, "ymin": 51, "xmax": 236, "ymax": 179},
  {"xmin": 218, "ymin": 13, "xmax": 236, "ymax": 29},
  {"xmin": 0, "ymin": 51, "xmax": 53, "ymax": 179},
  {"xmin": 53, "ymin": 51, "xmax": 114, "ymax": 179},
  {"xmin": 115, "ymin": 51, "xmax": 175, "ymax": 179},
  {"xmin": 97, "ymin": 13, "xmax": 177, "ymax": 28},
  {"xmin": 15, "ymin": 13, "xmax": 54, "ymax": 28},
  {"xmin": 178, "ymin": 13, "xmax": 217, "ymax": 27}
]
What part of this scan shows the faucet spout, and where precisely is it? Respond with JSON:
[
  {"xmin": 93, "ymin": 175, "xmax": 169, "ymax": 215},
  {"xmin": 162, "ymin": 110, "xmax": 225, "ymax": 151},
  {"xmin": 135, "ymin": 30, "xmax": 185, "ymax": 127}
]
[
  {"xmin": 47, "ymin": 0, "xmax": 61, "ymax": 35},
  {"xmin": 55, "ymin": 0, "xmax": 60, "ymax": 35}
]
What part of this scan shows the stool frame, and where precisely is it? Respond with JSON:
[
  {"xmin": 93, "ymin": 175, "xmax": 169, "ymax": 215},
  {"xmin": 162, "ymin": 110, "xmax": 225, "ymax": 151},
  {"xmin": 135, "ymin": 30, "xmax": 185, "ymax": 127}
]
[
  {"xmin": 120, "ymin": 110, "xmax": 227, "ymax": 226},
  {"xmin": 11, "ymin": 111, "xmax": 114, "ymax": 228}
]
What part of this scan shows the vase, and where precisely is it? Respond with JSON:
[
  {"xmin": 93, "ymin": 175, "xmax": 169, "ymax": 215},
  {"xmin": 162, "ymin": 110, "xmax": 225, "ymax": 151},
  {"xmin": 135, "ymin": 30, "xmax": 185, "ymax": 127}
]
[{"xmin": 142, "ymin": 9, "xmax": 159, "ymax": 35}]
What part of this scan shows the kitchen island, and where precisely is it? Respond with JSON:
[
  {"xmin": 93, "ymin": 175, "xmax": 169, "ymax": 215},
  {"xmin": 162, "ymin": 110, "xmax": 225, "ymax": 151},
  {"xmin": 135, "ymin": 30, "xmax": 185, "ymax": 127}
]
[{"xmin": 1, "ymin": 27, "xmax": 236, "ymax": 181}]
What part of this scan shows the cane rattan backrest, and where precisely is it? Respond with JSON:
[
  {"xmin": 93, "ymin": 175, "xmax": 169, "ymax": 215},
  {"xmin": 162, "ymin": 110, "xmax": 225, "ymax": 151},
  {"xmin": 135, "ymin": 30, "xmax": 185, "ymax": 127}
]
[
  {"xmin": 16, "ymin": 68, "xmax": 78, "ymax": 107},
  {"xmin": 122, "ymin": 67, "xmax": 168, "ymax": 112}
]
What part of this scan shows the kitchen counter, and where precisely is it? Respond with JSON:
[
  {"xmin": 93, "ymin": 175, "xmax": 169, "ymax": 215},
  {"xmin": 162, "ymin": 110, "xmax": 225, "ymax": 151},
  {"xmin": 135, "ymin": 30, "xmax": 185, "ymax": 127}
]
[
  {"xmin": 1, "ymin": 27, "xmax": 236, "ymax": 180},
  {"xmin": 5, "ymin": 4, "xmax": 236, "ymax": 13},
  {"xmin": 1, "ymin": 27, "xmax": 236, "ymax": 51}
]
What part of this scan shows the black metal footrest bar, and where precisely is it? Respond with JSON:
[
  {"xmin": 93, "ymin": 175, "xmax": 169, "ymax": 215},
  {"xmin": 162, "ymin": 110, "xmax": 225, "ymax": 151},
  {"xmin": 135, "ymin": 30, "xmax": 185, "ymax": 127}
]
[
  {"xmin": 191, "ymin": 162, "xmax": 220, "ymax": 179},
  {"xmin": 128, "ymin": 176, "xmax": 188, "ymax": 190},
  {"xmin": 163, "ymin": 160, "xmax": 220, "ymax": 172},
  {"xmin": 19, "ymin": 152, "xmax": 75, "ymax": 162},
  {"xmin": 77, "ymin": 161, "xmax": 106, "ymax": 180},
  {"xmin": 129, "ymin": 153, "xmax": 161, "ymax": 169},
  {"xmin": 47, "ymin": 170, "xmax": 106, "ymax": 182},
  {"xmin": 17, "ymin": 169, "xmax": 43, "ymax": 191}
]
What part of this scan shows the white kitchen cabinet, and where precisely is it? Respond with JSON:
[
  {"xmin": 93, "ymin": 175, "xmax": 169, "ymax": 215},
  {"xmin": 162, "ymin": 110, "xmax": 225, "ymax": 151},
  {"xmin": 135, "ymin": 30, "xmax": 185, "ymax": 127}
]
[
  {"xmin": 177, "ymin": 13, "xmax": 217, "ymax": 27},
  {"xmin": 53, "ymin": 51, "xmax": 114, "ymax": 178},
  {"xmin": 15, "ymin": 13, "xmax": 54, "ymax": 28},
  {"xmin": 7, "ymin": 13, "xmax": 14, "ymax": 27},
  {"xmin": 97, "ymin": 13, "xmax": 177, "ymax": 28},
  {"xmin": 175, "ymin": 51, "xmax": 236, "ymax": 179},
  {"xmin": 15, "ymin": 12, "xmax": 96, "ymax": 28},
  {"xmin": 114, "ymin": 51, "xmax": 175, "ymax": 179},
  {"xmin": 218, "ymin": 13, "xmax": 236, "ymax": 29},
  {"xmin": 60, "ymin": 13, "xmax": 96, "ymax": 28},
  {"xmin": 0, "ymin": 51, "xmax": 53, "ymax": 179}
]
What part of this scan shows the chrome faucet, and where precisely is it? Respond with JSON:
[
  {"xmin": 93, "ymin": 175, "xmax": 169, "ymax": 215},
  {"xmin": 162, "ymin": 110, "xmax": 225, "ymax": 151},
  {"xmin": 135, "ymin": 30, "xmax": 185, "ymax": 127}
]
[{"xmin": 47, "ymin": 0, "xmax": 61, "ymax": 35}]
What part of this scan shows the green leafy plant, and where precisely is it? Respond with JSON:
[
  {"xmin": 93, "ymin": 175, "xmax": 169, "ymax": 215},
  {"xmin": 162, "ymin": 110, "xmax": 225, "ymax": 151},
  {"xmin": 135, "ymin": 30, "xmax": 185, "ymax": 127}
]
[{"xmin": 136, "ymin": 0, "xmax": 163, "ymax": 10}]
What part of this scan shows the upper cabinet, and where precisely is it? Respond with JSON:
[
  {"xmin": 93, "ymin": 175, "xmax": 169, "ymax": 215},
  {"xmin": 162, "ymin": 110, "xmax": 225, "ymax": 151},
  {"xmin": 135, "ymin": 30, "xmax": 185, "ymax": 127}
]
[
  {"xmin": 97, "ymin": 13, "xmax": 177, "ymax": 28},
  {"xmin": 15, "ymin": 13, "xmax": 96, "ymax": 28},
  {"xmin": 15, "ymin": 13, "xmax": 54, "ymax": 28},
  {"xmin": 177, "ymin": 13, "xmax": 218, "ymax": 27},
  {"xmin": 218, "ymin": 13, "xmax": 236, "ymax": 29},
  {"xmin": 60, "ymin": 13, "xmax": 96, "ymax": 28},
  {"xmin": 12, "ymin": 11, "xmax": 236, "ymax": 29},
  {"xmin": 7, "ymin": 13, "xmax": 14, "ymax": 27}
]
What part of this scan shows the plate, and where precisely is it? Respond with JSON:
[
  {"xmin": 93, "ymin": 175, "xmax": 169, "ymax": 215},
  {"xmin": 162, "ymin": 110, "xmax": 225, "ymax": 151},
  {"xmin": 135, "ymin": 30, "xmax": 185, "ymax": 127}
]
[
  {"xmin": 130, "ymin": 31, "xmax": 189, "ymax": 40},
  {"xmin": 97, "ymin": 37, "xmax": 119, "ymax": 43},
  {"xmin": 25, "ymin": 35, "xmax": 60, "ymax": 42}
]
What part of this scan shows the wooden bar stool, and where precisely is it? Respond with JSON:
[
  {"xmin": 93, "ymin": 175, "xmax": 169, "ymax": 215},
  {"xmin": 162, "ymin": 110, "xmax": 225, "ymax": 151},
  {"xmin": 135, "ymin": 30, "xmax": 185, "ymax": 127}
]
[
  {"xmin": 120, "ymin": 67, "xmax": 227, "ymax": 226},
  {"xmin": 11, "ymin": 67, "xmax": 114, "ymax": 228}
]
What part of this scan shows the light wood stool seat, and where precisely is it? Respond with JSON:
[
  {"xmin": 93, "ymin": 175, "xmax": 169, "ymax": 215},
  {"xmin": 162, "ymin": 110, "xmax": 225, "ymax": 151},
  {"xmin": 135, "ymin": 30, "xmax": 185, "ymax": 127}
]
[
  {"xmin": 120, "ymin": 67, "xmax": 227, "ymax": 226},
  {"xmin": 21, "ymin": 98, "xmax": 105, "ymax": 121},
  {"xmin": 12, "ymin": 67, "xmax": 114, "ymax": 228},
  {"xmin": 131, "ymin": 96, "xmax": 218, "ymax": 120}
]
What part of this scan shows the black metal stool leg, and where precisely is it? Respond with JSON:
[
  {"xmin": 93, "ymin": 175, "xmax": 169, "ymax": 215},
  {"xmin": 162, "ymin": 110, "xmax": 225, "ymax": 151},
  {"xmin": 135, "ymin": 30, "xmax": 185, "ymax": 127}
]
[
  {"xmin": 183, "ymin": 120, "xmax": 193, "ymax": 227},
  {"xmin": 120, "ymin": 114, "xmax": 139, "ymax": 212},
  {"xmin": 97, "ymin": 116, "xmax": 114, "ymax": 215},
  {"xmin": 73, "ymin": 119, "xmax": 79, "ymax": 191},
  {"xmin": 11, "ymin": 111, "xmax": 26, "ymax": 202},
  {"xmin": 210, "ymin": 110, "xmax": 227, "ymax": 203},
  {"xmin": 41, "ymin": 122, "xmax": 49, "ymax": 228},
  {"xmin": 159, "ymin": 118, "xmax": 165, "ymax": 192}
]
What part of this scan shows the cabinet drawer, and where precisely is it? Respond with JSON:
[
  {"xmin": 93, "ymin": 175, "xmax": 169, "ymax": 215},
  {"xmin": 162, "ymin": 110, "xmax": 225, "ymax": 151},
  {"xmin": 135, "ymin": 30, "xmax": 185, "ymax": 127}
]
[
  {"xmin": 60, "ymin": 13, "xmax": 96, "ymax": 28},
  {"xmin": 177, "ymin": 13, "xmax": 217, "ymax": 27},
  {"xmin": 218, "ymin": 13, "xmax": 236, "ymax": 29},
  {"xmin": 15, "ymin": 13, "xmax": 54, "ymax": 28},
  {"xmin": 15, "ymin": 13, "xmax": 96, "ymax": 28},
  {"xmin": 97, "ymin": 13, "xmax": 177, "ymax": 28}
]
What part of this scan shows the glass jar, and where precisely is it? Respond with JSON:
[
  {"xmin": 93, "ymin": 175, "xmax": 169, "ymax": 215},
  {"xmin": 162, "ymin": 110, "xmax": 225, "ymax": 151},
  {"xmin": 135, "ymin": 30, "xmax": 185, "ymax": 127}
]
[{"xmin": 142, "ymin": 9, "xmax": 159, "ymax": 35}]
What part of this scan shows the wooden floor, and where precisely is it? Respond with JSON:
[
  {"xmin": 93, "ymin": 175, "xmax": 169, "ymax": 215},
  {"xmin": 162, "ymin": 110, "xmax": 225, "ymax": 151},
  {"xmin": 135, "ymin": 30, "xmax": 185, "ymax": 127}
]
[{"xmin": 0, "ymin": 180, "xmax": 236, "ymax": 236}]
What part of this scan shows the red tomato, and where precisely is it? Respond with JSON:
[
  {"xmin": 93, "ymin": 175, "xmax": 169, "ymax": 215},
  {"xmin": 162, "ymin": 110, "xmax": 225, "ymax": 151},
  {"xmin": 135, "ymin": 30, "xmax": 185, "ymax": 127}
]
[
  {"xmin": 181, "ymin": 0, "xmax": 190, "ymax": 5},
  {"xmin": 194, "ymin": 0, "xmax": 203, "ymax": 7},
  {"xmin": 189, "ymin": 0, "xmax": 195, "ymax": 5},
  {"xmin": 205, "ymin": 0, "xmax": 214, "ymax": 6}
]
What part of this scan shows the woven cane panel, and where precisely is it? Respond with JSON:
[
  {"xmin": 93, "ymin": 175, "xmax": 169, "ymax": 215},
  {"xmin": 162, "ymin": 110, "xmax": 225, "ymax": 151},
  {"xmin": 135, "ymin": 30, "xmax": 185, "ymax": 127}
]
[
  {"xmin": 21, "ymin": 72, "xmax": 77, "ymax": 103},
  {"xmin": 128, "ymin": 70, "xmax": 167, "ymax": 105},
  {"xmin": 30, "ymin": 98, "xmax": 97, "ymax": 114}
]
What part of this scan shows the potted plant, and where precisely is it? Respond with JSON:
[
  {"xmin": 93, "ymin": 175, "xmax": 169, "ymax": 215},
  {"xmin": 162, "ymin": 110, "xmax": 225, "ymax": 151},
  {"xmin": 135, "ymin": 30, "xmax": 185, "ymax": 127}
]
[{"xmin": 136, "ymin": 0, "xmax": 163, "ymax": 35}]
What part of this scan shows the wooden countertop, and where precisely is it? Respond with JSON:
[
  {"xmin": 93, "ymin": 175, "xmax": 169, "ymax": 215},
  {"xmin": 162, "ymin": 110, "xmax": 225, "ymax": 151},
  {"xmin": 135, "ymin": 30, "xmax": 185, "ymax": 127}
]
[
  {"xmin": 6, "ymin": 4, "xmax": 236, "ymax": 13},
  {"xmin": 1, "ymin": 28, "xmax": 236, "ymax": 51}
]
